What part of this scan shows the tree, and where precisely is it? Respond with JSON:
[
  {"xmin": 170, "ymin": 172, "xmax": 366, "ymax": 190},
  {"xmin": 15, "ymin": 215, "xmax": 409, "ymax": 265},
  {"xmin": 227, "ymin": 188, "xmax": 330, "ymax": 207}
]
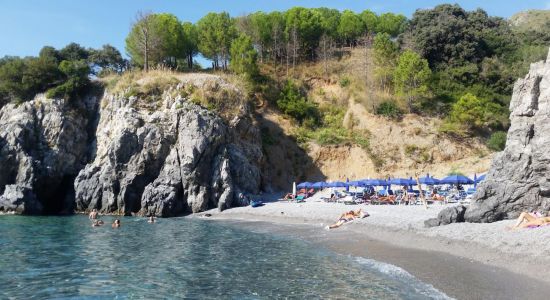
[
  {"xmin": 230, "ymin": 34, "xmax": 259, "ymax": 78},
  {"xmin": 373, "ymin": 33, "xmax": 398, "ymax": 90},
  {"xmin": 59, "ymin": 43, "xmax": 89, "ymax": 61},
  {"xmin": 197, "ymin": 12, "xmax": 237, "ymax": 70},
  {"xmin": 316, "ymin": 33, "xmax": 335, "ymax": 76},
  {"xmin": 376, "ymin": 13, "xmax": 407, "ymax": 36},
  {"xmin": 284, "ymin": 7, "xmax": 323, "ymax": 61},
  {"xmin": 447, "ymin": 93, "xmax": 504, "ymax": 133},
  {"xmin": 181, "ymin": 22, "xmax": 199, "ymax": 69},
  {"xmin": 404, "ymin": 4, "xmax": 497, "ymax": 68},
  {"xmin": 393, "ymin": 50, "xmax": 431, "ymax": 112},
  {"xmin": 89, "ymin": 44, "xmax": 126, "ymax": 75},
  {"xmin": 314, "ymin": 7, "xmax": 341, "ymax": 39},
  {"xmin": 125, "ymin": 11, "xmax": 162, "ymax": 72},
  {"xmin": 360, "ymin": 10, "xmax": 378, "ymax": 33},
  {"xmin": 155, "ymin": 13, "xmax": 185, "ymax": 67},
  {"xmin": 337, "ymin": 10, "xmax": 365, "ymax": 46}
]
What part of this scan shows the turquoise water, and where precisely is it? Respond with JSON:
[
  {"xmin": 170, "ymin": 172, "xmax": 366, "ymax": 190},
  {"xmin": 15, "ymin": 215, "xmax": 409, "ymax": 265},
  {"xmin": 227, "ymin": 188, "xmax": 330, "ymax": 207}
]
[{"xmin": 0, "ymin": 215, "xmax": 449, "ymax": 299}]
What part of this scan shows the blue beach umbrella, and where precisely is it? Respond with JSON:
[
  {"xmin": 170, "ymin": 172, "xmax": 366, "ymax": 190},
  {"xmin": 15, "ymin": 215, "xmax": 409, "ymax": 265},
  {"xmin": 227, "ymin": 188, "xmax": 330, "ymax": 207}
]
[
  {"xmin": 440, "ymin": 175, "xmax": 474, "ymax": 185},
  {"xmin": 476, "ymin": 174, "xmax": 486, "ymax": 182},
  {"xmin": 390, "ymin": 178, "xmax": 416, "ymax": 186},
  {"xmin": 419, "ymin": 176, "xmax": 440, "ymax": 185},
  {"xmin": 297, "ymin": 182, "xmax": 313, "ymax": 189},
  {"xmin": 312, "ymin": 182, "xmax": 327, "ymax": 189}
]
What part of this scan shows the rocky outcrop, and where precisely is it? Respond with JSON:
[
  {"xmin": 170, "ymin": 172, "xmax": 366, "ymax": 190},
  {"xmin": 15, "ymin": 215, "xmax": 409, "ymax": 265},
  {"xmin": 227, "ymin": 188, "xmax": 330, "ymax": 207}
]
[
  {"xmin": 0, "ymin": 77, "xmax": 263, "ymax": 216},
  {"xmin": 0, "ymin": 95, "xmax": 98, "ymax": 214},
  {"xmin": 463, "ymin": 49, "xmax": 550, "ymax": 222},
  {"xmin": 73, "ymin": 83, "xmax": 261, "ymax": 217},
  {"xmin": 425, "ymin": 205, "xmax": 467, "ymax": 227}
]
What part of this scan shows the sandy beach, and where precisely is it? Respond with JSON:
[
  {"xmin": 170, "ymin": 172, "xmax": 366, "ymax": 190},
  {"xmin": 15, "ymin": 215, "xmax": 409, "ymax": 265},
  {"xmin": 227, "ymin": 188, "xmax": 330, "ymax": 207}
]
[{"xmin": 197, "ymin": 191, "xmax": 550, "ymax": 299}]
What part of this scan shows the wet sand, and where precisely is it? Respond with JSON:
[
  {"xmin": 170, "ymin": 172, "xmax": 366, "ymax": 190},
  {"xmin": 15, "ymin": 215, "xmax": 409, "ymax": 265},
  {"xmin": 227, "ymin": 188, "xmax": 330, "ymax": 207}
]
[{"xmin": 214, "ymin": 219, "xmax": 550, "ymax": 300}]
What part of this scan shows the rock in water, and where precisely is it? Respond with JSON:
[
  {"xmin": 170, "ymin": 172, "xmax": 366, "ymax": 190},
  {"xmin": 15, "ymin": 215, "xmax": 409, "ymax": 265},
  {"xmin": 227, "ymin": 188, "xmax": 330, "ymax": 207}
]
[
  {"xmin": 74, "ymin": 84, "xmax": 261, "ymax": 217},
  {"xmin": 0, "ymin": 95, "xmax": 97, "ymax": 214},
  {"xmin": 0, "ymin": 76, "xmax": 262, "ymax": 217},
  {"xmin": 465, "ymin": 48, "xmax": 550, "ymax": 222}
]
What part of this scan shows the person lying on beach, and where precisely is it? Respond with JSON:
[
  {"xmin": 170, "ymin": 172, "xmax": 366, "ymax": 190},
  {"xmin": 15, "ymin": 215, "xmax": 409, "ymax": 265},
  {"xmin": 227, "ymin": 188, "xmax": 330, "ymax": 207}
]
[
  {"xmin": 89, "ymin": 209, "xmax": 98, "ymax": 220},
  {"xmin": 327, "ymin": 209, "xmax": 369, "ymax": 229},
  {"xmin": 283, "ymin": 193, "xmax": 295, "ymax": 201},
  {"xmin": 148, "ymin": 216, "xmax": 155, "ymax": 223},
  {"xmin": 506, "ymin": 212, "xmax": 550, "ymax": 230},
  {"xmin": 112, "ymin": 219, "xmax": 121, "ymax": 228}
]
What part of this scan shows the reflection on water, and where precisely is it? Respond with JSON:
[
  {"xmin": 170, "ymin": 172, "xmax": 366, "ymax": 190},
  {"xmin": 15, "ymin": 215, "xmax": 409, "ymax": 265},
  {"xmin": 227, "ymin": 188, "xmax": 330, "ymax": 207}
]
[{"xmin": 0, "ymin": 215, "xmax": 448, "ymax": 299}]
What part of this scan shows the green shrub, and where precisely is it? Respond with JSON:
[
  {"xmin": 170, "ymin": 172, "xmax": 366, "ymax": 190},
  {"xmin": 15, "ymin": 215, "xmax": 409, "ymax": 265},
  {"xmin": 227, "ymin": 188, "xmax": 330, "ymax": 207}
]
[
  {"xmin": 487, "ymin": 131, "xmax": 507, "ymax": 151},
  {"xmin": 375, "ymin": 101, "xmax": 403, "ymax": 119},
  {"xmin": 277, "ymin": 80, "xmax": 319, "ymax": 125},
  {"xmin": 339, "ymin": 76, "xmax": 350, "ymax": 87}
]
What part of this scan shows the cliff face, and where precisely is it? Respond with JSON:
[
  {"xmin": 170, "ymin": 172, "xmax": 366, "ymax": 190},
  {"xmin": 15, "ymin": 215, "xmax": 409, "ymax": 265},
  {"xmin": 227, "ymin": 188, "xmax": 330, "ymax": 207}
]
[
  {"xmin": 0, "ymin": 76, "xmax": 262, "ymax": 216},
  {"xmin": 465, "ymin": 49, "xmax": 550, "ymax": 222}
]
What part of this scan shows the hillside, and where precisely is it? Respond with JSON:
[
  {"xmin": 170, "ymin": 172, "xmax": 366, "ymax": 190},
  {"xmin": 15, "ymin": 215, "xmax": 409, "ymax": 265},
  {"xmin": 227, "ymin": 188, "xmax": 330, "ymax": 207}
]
[{"xmin": 257, "ymin": 49, "xmax": 493, "ymax": 183}]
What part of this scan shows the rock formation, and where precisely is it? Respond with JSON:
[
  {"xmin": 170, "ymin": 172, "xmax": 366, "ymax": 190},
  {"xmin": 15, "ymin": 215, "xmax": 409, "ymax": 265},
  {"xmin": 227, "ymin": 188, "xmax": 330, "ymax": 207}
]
[
  {"xmin": 465, "ymin": 49, "xmax": 550, "ymax": 222},
  {"xmin": 425, "ymin": 48, "xmax": 550, "ymax": 225},
  {"xmin": 0, "ymin": 95, "xmax": 98, "ymax": 214},
  {"xmin": 0, "ymin": 76, "xmax": 262, "ymax": 216}
]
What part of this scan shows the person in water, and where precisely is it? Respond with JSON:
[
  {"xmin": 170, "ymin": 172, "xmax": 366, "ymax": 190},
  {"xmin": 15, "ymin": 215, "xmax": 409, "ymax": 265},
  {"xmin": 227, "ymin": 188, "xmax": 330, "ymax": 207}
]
[
  {"xmin": 112, "ymin": 219, "xmax": 121, "ymax": 228},
  {"xmin": 91, "ymin": 220, "xmax": 104, "ymax": 227},
  {"xmin": 148, "ymin": 216, "xmax": 155, "ymax": 223},
  {"xmin": 506, "ymin": 211, "xmax": 550, "ymax": 230},
  {"xmin": 327, "ymin": 209, "xmax": 368, "ymax": 229},
  {"xmin": 89, "ymin": 209, "xmax": 98, "ymax": 220}
]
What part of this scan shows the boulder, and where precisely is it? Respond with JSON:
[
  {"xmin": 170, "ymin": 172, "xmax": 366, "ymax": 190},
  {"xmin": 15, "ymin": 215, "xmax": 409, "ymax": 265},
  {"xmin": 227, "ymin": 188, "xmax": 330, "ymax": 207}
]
[
  {"xmin": 465, "ymin": 48, "xmax": 550, "ymax": 223},
  {"xmin": 424, "ymin": 205, "xmax": 467, "ymax": 227}
]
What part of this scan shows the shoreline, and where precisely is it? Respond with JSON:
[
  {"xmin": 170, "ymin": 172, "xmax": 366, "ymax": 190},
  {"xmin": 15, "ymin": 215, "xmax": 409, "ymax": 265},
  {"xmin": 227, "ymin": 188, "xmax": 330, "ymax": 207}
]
[{"xmin": 195, "ymin": 196, "xmax": 550, "ymax": 299}]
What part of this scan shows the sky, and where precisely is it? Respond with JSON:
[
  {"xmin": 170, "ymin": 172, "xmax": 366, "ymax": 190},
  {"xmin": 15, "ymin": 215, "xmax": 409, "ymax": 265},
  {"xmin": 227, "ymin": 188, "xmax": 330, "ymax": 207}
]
[{"xmin": 0, "ymin": 0, "xmax": 548, "ymax": 58}]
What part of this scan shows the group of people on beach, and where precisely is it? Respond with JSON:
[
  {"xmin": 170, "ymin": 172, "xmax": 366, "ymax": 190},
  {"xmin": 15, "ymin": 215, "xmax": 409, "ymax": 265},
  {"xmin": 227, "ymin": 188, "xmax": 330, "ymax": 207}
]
[{"xmin": 88, "ymin": 209, "xmax": 156, "ymax": 228}]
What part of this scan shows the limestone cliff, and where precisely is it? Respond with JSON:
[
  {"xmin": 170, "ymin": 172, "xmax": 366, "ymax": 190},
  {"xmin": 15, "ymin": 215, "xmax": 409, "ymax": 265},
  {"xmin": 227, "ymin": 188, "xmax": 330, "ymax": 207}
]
[
  {"xmin": 464, "ymin": 48, "xmax": 550, "ymax": 222},
  {"xmin": 0, "ymin": 75, "xmax": 262, "ymax": 216}
]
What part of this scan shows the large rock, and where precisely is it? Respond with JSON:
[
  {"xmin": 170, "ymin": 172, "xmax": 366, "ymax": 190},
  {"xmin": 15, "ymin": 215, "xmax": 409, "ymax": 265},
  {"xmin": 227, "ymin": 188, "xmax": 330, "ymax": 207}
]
[
  {"xmin": 465, "ymin": 48, "xmax": 550, "ymax": 222},
  {"xmin": 74, "ymin": 87, "xmax": 262, "ymax": 217},
  {"xmin": 425, "ymin": 205, "xmax": 467, "ymax": 227},
  {"xmin": 0, "ymin": 95, "xmax": 98, "ymax": 214}
]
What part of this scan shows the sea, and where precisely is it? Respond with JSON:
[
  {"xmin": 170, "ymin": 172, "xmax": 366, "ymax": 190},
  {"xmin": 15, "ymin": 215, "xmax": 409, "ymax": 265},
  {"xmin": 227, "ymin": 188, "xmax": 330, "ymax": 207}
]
[{"xmin": 0, "ymin": 215, "xmax": 450, "ymax": 299}]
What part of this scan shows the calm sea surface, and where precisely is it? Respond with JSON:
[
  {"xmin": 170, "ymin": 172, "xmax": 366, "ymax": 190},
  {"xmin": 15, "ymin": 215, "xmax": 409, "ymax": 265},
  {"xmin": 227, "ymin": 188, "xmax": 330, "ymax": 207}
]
[{"xmin": 0, "ymin": 215, "xmax": 449, "ymax": 299}]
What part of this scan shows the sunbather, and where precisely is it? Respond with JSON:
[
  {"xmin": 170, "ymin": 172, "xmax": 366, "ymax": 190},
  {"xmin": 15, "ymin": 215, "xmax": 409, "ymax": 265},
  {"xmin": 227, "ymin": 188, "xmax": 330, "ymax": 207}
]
[
  {"xmin": 326, "ymin": 209, "xmax": 369, "ymax": 229},
  {"xmin": 506, "ymin": 211, "xmax": 550, "ymax": 230}
]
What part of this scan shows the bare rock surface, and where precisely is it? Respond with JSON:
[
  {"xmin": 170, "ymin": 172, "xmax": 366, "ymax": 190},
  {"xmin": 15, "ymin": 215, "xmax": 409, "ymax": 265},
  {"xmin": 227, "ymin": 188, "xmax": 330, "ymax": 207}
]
[
  {"xmin": 74, "ymin": 84, "xmax": 261, "ymax": 217},
  {"xmin": 464, "ymin": 49, "xmax": 550, "ymax": 222},
  {"xmin": 0, "ymin": 94, "xmax": 98, "ymax": 214},
  {"xmin": 0, "ymin": 76, "xmax": 262, "ymax": 216}
]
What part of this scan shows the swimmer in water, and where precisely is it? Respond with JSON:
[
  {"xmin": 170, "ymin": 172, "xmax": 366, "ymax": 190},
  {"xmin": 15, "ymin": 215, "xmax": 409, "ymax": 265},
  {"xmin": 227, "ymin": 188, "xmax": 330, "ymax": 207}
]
[
  {"xmin": 112, "ymin": 219, "xmax": 121, "ymax": 228},
  {"xmin": 89, "ymin": 209, "xmax": 98, "ymax": 220},
  {"xmin": 148, "ymin": 216, "xmax": 155, "ymax": 223}
]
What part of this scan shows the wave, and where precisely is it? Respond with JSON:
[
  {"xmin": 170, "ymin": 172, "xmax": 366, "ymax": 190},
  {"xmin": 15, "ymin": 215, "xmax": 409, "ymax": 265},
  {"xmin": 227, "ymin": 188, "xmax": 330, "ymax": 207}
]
[{"xmin": 354, "ymin": 256, "xmax": 454, "ymax": 300}]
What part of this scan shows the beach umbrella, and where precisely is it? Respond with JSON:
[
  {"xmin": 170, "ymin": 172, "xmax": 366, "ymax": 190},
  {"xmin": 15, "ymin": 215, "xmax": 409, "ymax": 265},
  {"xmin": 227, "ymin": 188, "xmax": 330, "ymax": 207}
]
[
  {"xmin": 419, "ymin": 176, "xmax": 440, "ymax": 185},
  {"xmin": 365, "ymin": 179, "xmax": 388, "ymax": 186},
  {"xmin": 297, "ymin": 182, "xmax": 313, "ymax": 189},
  {"xmin": 349, "ymin": 180, "xmax": 368, "ymax": 187},
  {"xmin": 312, "ymin": 182, "xmax": 327, "ymax": 189},
  {"xmin": 328, "ymin": 181, "xmax": 347, "ymax": 188},
  {"xmin": 390, "ymin": 178, "xmax": 416, "ymax": 186},
  {"xmin": 476, "ymin": 174, "xmax": 486, "ymax": 182},
  {"xmin": 440, "ymin": 174, "xmax": 474, "ymax": 185}
]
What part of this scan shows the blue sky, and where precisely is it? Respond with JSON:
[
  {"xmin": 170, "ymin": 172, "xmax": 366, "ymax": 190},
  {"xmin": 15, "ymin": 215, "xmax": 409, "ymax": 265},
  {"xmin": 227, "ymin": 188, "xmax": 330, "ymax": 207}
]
[{"xmin": 0, "ymin": 0, "xmax": 548, "ymax": 58}]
